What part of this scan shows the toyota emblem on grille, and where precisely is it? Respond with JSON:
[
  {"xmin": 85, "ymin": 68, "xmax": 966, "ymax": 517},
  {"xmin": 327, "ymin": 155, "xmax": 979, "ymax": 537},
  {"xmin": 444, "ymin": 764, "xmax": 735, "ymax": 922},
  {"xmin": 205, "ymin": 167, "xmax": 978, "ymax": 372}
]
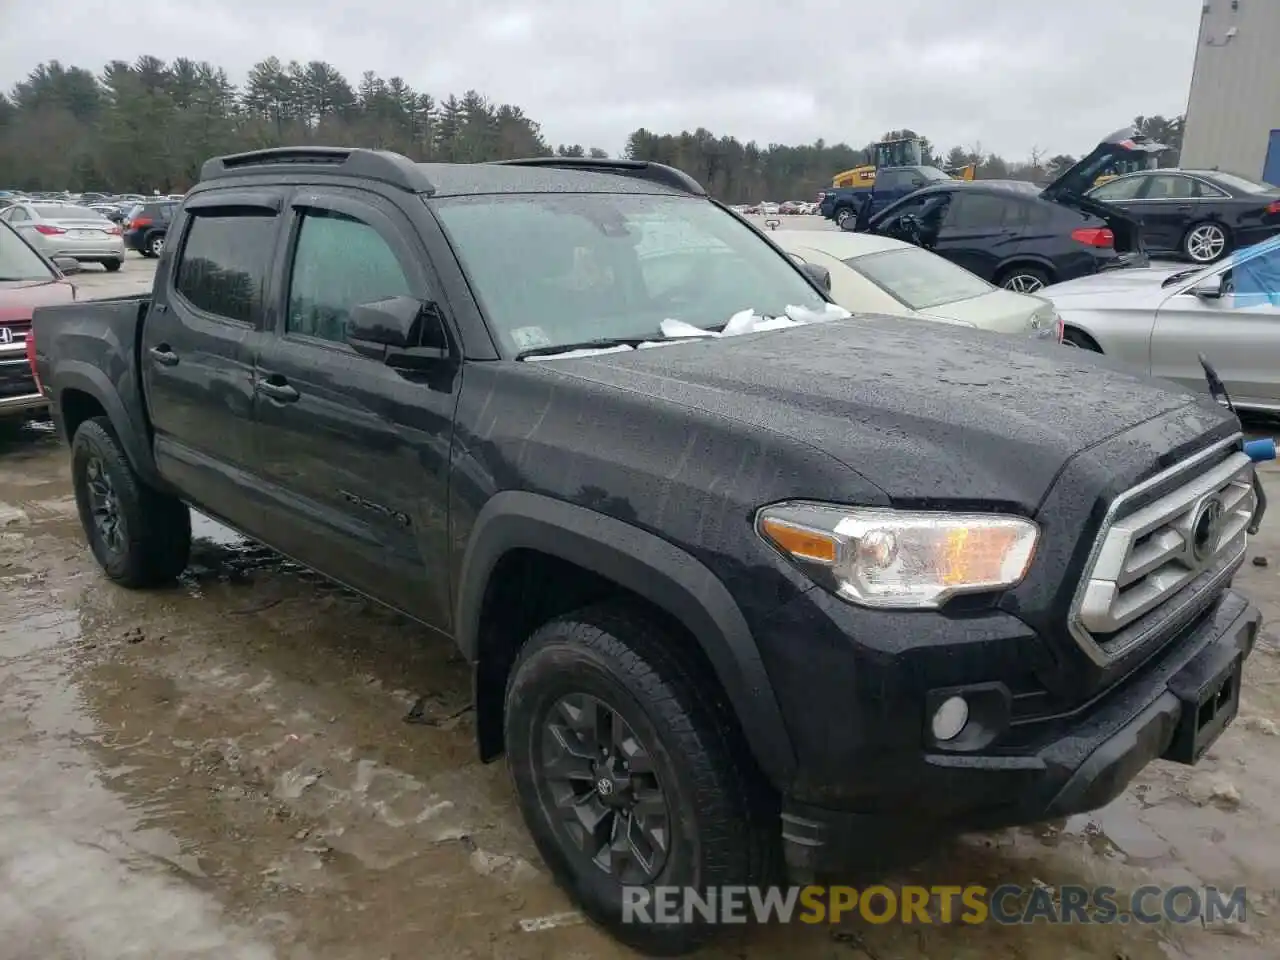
[
  {"xmin": 0, "ymin": 328, "xmax": 12, "ymax": 345},
  {"xmin": 1191, "ymin": 496, "xmax": 1225, "ymax": 564}
]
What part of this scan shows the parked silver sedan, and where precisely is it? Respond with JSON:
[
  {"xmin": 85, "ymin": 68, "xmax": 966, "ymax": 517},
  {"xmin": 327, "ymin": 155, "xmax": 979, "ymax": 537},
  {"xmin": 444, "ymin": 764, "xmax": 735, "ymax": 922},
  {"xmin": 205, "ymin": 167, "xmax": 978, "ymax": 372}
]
[
  {"xmin": 1044, "ymin": 234, "xmax": 1280, "ymax": 411},
  {"xmin": 0, "ymin": 201, "xmax": 125, "ymax": 271}
]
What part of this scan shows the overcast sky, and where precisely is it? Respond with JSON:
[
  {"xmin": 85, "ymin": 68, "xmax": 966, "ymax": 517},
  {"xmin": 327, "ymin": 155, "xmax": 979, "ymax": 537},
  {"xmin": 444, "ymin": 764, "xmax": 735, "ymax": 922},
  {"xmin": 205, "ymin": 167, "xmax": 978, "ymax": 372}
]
[{"xmin": 1, "ymin": 0, "xmax": 1200, "ymax": 159}]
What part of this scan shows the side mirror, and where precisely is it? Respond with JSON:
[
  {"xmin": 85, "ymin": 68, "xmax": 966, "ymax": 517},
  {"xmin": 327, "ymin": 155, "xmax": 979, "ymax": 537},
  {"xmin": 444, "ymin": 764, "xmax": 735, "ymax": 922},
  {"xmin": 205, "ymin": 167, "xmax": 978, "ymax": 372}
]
[
  {"xmin": 52, "ymin": 256, "xmax": 80, "ymax": 275},
  {"xmin": 346, "ymin": 295, "xmax": 450, "ymax": 366},
  {"xmin": 800, "ymin": 262, "xmax": 832, "ymax": 293},
  {"xmin": 1191, "ymin": 275, "xmax": 1225, "ymax": 299}
]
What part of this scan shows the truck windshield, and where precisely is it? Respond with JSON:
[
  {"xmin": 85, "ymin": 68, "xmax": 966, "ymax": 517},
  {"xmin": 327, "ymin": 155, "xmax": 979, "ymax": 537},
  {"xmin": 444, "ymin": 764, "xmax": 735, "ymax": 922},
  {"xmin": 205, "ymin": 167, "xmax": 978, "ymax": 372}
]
[
  {"xmin": 0, "ymin": 222, "xmax": 55, "ymax": 281},
  {"xmin": 431, "ymin": 193, "xmax": 828, "ymax": 356}
]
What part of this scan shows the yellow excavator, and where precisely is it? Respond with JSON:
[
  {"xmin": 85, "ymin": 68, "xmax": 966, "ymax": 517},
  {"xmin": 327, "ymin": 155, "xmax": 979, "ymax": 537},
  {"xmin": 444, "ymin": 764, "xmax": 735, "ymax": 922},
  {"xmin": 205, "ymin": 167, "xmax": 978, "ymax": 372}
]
[{"xmin": 831, "ymin": 138, "xmax": 975, "ymax": 189}]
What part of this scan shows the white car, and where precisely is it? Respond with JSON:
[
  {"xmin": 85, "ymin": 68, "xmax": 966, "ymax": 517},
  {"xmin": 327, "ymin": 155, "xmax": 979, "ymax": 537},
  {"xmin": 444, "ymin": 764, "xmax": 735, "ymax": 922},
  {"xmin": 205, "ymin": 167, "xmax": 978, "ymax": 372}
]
[{"xmin": 769, "ymin": 230, "xmax": 1062, "ymax": 338}]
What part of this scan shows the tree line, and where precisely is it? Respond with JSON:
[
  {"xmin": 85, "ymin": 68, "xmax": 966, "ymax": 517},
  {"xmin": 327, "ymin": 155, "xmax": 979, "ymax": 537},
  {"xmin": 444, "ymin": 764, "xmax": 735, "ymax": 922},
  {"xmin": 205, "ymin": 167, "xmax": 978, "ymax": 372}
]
[{"xmin": 0, "ymin": 57, "xmax": 1183, "ymax": 204}]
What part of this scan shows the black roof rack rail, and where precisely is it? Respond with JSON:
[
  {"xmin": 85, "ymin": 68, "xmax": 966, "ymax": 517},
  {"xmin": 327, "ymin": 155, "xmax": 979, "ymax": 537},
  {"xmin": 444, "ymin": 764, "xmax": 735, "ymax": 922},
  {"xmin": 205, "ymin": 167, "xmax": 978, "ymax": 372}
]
[
  {"xmin": 199, "ymin": 147, "xmax": 436, "ymax": 194},
  {"xmin": 492, "ymin": 157, "xmax": 706, "ymax": 196}
]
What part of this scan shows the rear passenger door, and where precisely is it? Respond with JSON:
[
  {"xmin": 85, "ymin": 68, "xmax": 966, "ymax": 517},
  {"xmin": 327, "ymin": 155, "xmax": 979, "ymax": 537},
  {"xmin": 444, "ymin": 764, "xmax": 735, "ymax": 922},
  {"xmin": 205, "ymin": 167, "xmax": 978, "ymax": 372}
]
[
  {"xmin": 143, "ymin": 193, "xmax": 285, "ymax": 535},
  {"xmin": 252, "ymin": 189, "xmax": 459, "ymax": 628}
]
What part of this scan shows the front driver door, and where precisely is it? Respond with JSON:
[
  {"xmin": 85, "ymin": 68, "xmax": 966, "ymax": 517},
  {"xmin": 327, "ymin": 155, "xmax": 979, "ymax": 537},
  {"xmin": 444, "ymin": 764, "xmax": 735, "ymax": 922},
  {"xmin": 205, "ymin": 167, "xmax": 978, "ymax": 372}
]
[
  {"xmin": 251, "ymin": 188, "xmax": 460, "ymax": 628},
  {"xmin": 1151, "ymin": 241, "xmax": 1280, "ymax": 408}
]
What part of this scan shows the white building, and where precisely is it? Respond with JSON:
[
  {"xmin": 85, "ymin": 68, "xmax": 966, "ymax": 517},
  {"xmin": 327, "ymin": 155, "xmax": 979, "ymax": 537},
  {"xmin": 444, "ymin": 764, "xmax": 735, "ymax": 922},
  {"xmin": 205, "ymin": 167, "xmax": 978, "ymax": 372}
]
[{"xmin": 1180, "ymin": 0, "xmax": 1280, "ymax": 183}]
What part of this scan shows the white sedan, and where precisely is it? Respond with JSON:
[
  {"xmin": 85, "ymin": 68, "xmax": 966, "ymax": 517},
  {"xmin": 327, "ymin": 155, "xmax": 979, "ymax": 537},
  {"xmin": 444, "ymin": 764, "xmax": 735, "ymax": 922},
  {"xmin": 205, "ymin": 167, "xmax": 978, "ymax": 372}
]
[{"xmin": 769, "ymin": 230, "xmax": 1062, "ymax": 338}]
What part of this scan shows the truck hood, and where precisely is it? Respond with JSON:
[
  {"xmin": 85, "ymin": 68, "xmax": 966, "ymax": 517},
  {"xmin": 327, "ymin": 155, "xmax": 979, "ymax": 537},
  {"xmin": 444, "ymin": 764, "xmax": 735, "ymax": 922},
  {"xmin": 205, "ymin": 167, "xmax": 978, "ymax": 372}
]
[{"xmin": 548, "ymin": 316, "xmax": 1211, "ymax": 512}]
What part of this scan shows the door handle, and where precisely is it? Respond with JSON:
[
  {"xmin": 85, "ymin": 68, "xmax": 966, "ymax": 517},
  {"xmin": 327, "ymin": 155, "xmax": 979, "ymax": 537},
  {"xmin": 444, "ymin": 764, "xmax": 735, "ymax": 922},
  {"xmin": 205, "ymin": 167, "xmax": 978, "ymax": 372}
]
[
  {"xmin": 149, "ymin": 345, "xmax": 178, "ymax": 366},
  {"xmin": 255, "ymin": 378, "xmax": 299, "ymax": 402}
]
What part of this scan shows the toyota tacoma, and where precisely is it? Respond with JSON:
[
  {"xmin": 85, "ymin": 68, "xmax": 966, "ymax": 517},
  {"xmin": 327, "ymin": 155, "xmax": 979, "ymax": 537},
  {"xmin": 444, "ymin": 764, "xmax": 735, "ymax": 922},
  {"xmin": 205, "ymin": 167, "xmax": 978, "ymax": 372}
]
[{"xmin": 30, "ymin": 147, "xmax": 1262, "ymax": 954}]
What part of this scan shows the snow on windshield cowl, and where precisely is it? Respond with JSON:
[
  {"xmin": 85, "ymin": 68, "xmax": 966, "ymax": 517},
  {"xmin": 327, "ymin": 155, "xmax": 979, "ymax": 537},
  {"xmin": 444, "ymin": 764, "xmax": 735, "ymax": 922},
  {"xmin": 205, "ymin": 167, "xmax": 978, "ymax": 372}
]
[{"xmin": 522, "ymin": 303, "xmax": 853, "ymax": 361}]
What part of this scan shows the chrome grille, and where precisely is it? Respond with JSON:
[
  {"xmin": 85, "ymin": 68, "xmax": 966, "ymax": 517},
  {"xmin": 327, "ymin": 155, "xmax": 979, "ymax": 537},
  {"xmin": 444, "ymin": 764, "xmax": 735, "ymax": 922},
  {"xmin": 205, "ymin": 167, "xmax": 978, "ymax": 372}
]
[{"xmin": 1068, "ymin": 436, "xmax": 1254, "ymax": 665}]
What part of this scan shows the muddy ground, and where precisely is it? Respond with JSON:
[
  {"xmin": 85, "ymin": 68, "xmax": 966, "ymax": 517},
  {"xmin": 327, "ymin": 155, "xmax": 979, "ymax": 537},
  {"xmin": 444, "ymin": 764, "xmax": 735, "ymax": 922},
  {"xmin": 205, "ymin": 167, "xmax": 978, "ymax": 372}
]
[{"xmin": 1, "ymin": 259, "xmax": 1277, "ymax": 960}]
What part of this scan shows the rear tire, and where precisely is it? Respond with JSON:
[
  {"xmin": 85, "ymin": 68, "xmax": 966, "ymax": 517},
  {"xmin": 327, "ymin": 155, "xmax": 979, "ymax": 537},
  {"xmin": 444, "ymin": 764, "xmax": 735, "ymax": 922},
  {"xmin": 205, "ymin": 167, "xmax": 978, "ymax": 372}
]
[
  {"xmin": 1183, "ymin": 221, "xmax": 1230, "ymax": 263},
  {"xmin": 998, "ymin": 265, "xmax": 1050, "ymax": 293},
  {"xmin": 144, "ymin": 233, "xmax": 164, "ymax": 258},
  {"xmin": 103, "ymin": 259, "xmax": 122, "ymax": 272},
  {"xmin": 71, "ymin": 417, "xmax": 191, "ymax": 587},
  {"xmin": 504, "ymin": 601, "xmax": 776, "ymax": 955}
]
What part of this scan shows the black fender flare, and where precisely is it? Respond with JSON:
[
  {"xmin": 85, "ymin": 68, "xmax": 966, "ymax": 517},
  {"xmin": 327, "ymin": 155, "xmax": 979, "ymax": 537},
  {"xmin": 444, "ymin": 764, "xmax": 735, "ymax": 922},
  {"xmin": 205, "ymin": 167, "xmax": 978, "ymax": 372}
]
[
  {"xmin": 455, "ymin": 491, "xmax": 797, "ymax": 787},
  {"xmin": 53, "ymin": 362, "xmax": 165, "ymax": 489}
]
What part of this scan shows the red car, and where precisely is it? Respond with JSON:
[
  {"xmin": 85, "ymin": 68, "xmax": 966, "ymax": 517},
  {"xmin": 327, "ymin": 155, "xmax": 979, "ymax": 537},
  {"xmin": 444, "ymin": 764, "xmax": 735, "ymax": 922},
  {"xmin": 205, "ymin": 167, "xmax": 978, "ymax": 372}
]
[{"xmin": 1, "ymin": 221, "xmax": 76, "ymax": 421}]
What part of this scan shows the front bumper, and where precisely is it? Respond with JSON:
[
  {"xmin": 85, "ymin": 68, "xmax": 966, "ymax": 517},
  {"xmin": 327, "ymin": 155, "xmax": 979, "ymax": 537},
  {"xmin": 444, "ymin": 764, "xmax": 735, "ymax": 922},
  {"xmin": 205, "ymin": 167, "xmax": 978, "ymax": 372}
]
[
  {"xmin": 779, "ymin": 589, "xmax": 1259, "ymax": 879},
  {"xmin": 0, "ymin": 355, "xmax": 45, "ymax": 418}
]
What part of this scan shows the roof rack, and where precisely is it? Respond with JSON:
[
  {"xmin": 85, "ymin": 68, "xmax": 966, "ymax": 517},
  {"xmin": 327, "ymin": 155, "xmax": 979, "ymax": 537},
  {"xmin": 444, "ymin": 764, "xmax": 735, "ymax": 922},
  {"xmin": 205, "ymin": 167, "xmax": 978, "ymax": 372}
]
[
  {"xmin": 199, "ymin": 147, "xmax": 436, "ymax": 194},
  {"xmin": 493, "ymin": 157, "xmax": 706, "ymax": 196}
]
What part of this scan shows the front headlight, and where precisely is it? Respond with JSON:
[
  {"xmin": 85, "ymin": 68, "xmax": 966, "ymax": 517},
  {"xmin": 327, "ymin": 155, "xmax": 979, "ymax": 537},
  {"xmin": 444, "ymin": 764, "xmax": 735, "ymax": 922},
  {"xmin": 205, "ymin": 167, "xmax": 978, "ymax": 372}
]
[{"xmin": 756, "ymin": 502, "xmax": 1039, "ymax": 609}]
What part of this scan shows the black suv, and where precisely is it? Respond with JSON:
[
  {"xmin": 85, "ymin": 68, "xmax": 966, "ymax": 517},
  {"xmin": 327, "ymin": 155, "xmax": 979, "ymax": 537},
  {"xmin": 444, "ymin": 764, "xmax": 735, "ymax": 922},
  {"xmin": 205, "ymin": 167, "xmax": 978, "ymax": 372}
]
[
  {"xmin": 122, "ymin": 199, "xmax": 178, "ymax": 257},
  {"xmin": 853, "ymin": 129, "xmax": 1157, "ymax": 293},
  {"xmin": 32, "ymin": 148, "xmax": 1263, "ymax": 954}
]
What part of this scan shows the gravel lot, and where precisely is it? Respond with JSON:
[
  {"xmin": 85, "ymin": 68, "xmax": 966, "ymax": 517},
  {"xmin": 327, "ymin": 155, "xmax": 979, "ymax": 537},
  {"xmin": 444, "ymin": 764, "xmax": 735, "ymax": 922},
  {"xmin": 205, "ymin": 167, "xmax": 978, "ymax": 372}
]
[{"xmin": 0, "ymin": 245, "xmax": 1272, "ymax": 959}]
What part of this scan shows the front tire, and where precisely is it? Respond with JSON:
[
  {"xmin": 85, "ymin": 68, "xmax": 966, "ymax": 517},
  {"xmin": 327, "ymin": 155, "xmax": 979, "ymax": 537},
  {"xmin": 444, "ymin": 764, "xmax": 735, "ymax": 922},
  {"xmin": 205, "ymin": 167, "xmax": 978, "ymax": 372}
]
[
  {"xmin": 834, "ymin": 206, "xmax": 854, "ymax": 227},
  {"xmin": 71, "ymin": 417, "xmax": 191, "ymax": 587},
  {"xmin": 504, "ymin": 602, "xmax": 775, "ymax": 955},
  {"xmin": 1183, "ymin": 221, "xmax": 1230, "ymax": 263}
]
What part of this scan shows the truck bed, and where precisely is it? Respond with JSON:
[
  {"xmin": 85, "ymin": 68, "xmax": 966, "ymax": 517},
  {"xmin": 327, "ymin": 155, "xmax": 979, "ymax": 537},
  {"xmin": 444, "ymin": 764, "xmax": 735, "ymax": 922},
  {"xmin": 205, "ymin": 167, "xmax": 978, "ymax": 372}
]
[{"xmin": 31, "ymin": 295, "xmax": 165, "ymax": 487}]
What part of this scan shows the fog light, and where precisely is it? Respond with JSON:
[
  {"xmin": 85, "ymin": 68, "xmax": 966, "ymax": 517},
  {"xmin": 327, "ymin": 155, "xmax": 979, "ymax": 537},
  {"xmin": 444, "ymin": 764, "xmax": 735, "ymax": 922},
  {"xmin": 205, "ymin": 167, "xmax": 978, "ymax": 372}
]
[{"xmin": 931, "ymin": 696, "xmax": 969, "ymax": 741}]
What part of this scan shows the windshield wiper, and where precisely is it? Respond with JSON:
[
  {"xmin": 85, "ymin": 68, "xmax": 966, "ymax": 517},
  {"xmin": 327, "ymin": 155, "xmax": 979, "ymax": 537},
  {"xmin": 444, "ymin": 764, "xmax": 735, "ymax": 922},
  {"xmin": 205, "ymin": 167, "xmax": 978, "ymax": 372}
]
[
  {"xmin": 1161, "ymin": 268, "xmax": 1202, "ymax": 288},
  {"xmin": 515, "ymin": 337, "xmax": 650, "ymax": 360}
]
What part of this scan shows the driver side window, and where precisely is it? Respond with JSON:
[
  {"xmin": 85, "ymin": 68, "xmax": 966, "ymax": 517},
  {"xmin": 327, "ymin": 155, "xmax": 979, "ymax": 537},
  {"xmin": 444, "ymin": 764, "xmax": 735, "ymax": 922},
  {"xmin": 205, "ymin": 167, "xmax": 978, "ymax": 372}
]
[
  {"xmin": 1229, "ymin": 241, "xmax": 1280, "ymax": 306},
  {"xmin": 286, "ymin": 210, "xmax": 413, "ymax": 344},
  {"xmin": 876, "ymin": 194, "xmax": 929, "ymax": 229}
]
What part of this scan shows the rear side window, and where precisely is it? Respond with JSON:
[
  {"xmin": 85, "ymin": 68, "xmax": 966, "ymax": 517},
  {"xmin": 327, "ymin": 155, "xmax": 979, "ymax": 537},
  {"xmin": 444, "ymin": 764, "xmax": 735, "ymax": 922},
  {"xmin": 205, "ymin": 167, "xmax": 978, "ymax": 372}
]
[{"xmin": 174, "ymin": 213, "xmax": 278, "ymax": 324}]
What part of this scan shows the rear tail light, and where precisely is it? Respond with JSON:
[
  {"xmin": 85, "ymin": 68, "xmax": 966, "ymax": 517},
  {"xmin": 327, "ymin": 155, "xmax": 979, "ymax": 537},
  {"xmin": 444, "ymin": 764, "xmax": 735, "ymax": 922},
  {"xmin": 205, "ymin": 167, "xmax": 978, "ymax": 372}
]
[
  {"xmin": 34, "ymin": 224, "xmax": 66, "ymax": 236},
  {"xmin": 26, "ymin": 329, "xmax": 41, "ymax": 395},
  {"xmin": 1056, "ymin": 314, "xmax": 1065, "ymax": 343},
  {"xmin": 106, "ymin": 225, "xmax": 122, "ymax": 235},
  {"xmin": 131, "ymin": 217, "xmax": 153, "ymax": 229},
  {"xmin": 1266, "ymin": 201, "xmax": 1280, "ymax": 215},
  {"xmin": 1071, "ymin": 226, "xmax": 1114, "ymax": 248}
]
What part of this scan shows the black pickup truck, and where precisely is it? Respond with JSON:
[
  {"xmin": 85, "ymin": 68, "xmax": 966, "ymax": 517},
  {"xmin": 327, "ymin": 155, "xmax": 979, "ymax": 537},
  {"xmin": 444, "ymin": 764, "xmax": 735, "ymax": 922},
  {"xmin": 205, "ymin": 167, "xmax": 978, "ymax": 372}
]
[{"xmin": 32, "ymin": 147, "xmax": 1262, "ymax": 953}]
